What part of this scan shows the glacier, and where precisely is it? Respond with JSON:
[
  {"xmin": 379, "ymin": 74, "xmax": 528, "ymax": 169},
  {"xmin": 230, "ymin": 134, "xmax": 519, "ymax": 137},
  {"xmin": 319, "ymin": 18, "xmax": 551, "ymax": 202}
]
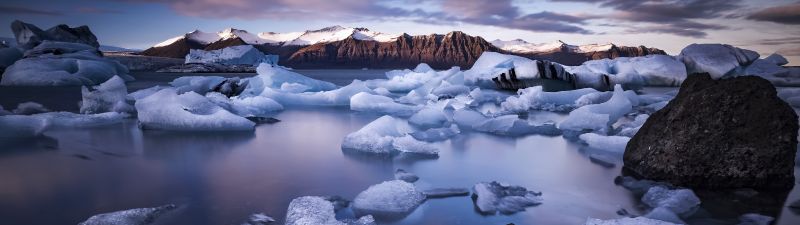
[{"xmin": 185, "ymin": 45, "xmax": 278, "ymax": 66}]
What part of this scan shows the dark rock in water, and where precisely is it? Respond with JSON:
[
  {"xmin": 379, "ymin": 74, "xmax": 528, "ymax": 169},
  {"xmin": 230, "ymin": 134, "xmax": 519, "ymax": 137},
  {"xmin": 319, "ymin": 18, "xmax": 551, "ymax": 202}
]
[
  {"xmin": 394, "ymin": 169, "xmax": 419, "ymax": 183},
  {"xmin": 246, "ymin": 116, "xmax": 280, "ymax": 124},
  {"xmin": 11, "ymin": 20, "xmax": 99, "ymax": 49},
  {"xmin": 624, "ymin": 73, "xmax": 798, "ymax": 190},
  {"xmin": 78, "ymin": 204, "xmax": 176, "ymax": 225},
  {"xmin": 423, "ymin": 188, "xmax": 470, "ymax": 198}
]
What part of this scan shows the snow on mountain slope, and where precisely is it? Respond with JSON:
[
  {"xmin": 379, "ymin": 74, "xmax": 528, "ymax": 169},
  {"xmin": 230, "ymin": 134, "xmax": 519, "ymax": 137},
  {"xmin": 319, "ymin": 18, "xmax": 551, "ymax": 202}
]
[
  {"xmin": 151, "ymin": 25, "xmax": 400, "ymax": 48},
  {"xmin": 490, "ymin": 39, "xmax": 613, "ymax": 54}
]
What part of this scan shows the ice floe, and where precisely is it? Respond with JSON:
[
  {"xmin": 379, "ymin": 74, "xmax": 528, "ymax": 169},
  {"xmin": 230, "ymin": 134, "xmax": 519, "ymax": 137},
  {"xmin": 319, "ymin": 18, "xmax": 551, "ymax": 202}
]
[
  {"xmin": 559, "ymin": 85, "xmax": 633, "ymax": 134},
  {"xmin": 350, "ymin": 92, "xmax": 420, "ymax": 117},
  {"xmin": 285, "ymin": 196, "xmax": 375, "ymax": 225},
  {"xmin": 185, "ymin": 45, "xmax": 277, "ymax": 66},
  {"xmin": 678, "ymin": 44, "xmax": 759, "ymax": 79},
  {"xmin": 78, "ymin": 204, "xmax": 176, "ymax": 225},
  {"xmin": 80, "ymin": 75, "xmax": 134, "ymax": 114},
  {"xmin": 342, "ymin": 115, "xmax": 437, "ymax": 155},
  {"xmin": 642, "ymin": 186, "xmax": 700, "ymax": 215},
  {"xmin": 135, "ymin": 88, "xmax": 255, "ymax": 131},
  {"xmin": 394, "ymin": 169, "xmax": 419, "ymax": 183},
  {"xmin": 584, "ymin": 217, "xmax": 680, "ymax": 225},
  {"xmin": 11, "ymin": 101, "xmax": 50, "ymax": 115},
  {"xmin": 0, "ymin": 115, "xmax": 48, "ymax": 138},
  {"xmin": 241, "ymin": 213, "xmax": 275, "ymax": 225},
  {"xmin": 471, "ymin": 181, "xmax": 542, "ymax": 214},
  {"xmin": 352, "ymin": 180, "xmax": 426, "ymax": 219},
  {"xmin": 1, "ymin": 41, "xmax": 132, "ymax": 86},
  {"xmin": 579, "ymin": 133, "xmax": 630, "ymax": 153}
]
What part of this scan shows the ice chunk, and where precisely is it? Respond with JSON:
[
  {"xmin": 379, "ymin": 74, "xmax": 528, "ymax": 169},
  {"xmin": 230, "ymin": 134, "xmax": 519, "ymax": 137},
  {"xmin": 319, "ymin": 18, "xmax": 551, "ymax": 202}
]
[
  {"xmin": 78, "ymin": 204, "xmax": 176, "ymax": 225},
  {"xmin": 128, "ymin": 85, "xmax": 168, "ymax": 100},
  {"xmin": 642, "ymin": 186, "xmax": 700, "ymax": 215},
  {"xmin": 469, "ymin": 88, "xmax": 510, "ymax": 104},
  {"xmin": 738, "ymin": 213, "xmax": 773, "ymax": 225},
  {"xmin": 245, "ymin": 64, "xmax": 336, "ymax": 94},
  {"xmin": 471, "ymin": 181, "xmax": 543, "ymax": 214},
  {"xmin": 423, "ymin": 188, "xmax": 470, "ymax": 198},
  {"xmin": 584, "ymin": 217, "xmax": 680, "ymax": 225},
  {"xmin": 185, "ymin": 45, "xmax": 276, "ymax": 66},
  {"xmin": 1, "ymin": 47, "xmax": 132, "ymax": 86},
  {"xmin": 341, "ymin": 115, "xmax": 415, "ymax": 154},
  {"xmin": 763, "ymin": 53, "xmax": 788, "ymax": 66},
  {"xmin": 135, "ymin": 88, "xmax": 255, "ymax": 131},
  {"xmin": 170, "ymin": 76, "xmax": 228, "ymax": 95},
  {"xmin": 501, "ymin": 86, "xmax": 599, "ymax": 112},
  {"xmin": 229, "ymin": 96, "xmax": 284, "ymax": 116},
  {"xmin": 474, "ymin": 114, "xmax": 561, "ymax": 136},
  {"xmin": 241, "ymin": 213, "xmax": 274, "ymax": 225},
  {"xmin": 258, "ymin": 80, "xmax": 371, "ymax": 106},
  {"xmin": 80, "ymin": 75, "xmax": 133, "ymax": 114},
  {"xmin": 678, "ymin": 44, "xmax": 759, "ymax": 79},
  {"xmin": 391, "ymin": 135, "xmax": 439, "ymax": 155},
  {"xmin": 453, "ymin": 108, "xmax": 488, "ymax": 130},
  {"xmin": 285, "ymin": 196, "xmax": 374, "ymax": 225},
  {"xmin": 350, "ymin": 92, "xmax": 420, "ymax": 117},
  {"xmin": 617, "ymin": 114, "xmax": 649, "ymax": 137},
  {"xmin": 352, "ymin": 180, "xmax": 426, "ymax": 219},
  {"xmin": 0, "ymin": 115, "xmax": 48, "ymax": 138},
  {"xmin": 413, "ymin": 63, "xmax": 433, "ymax": 73},
  {"xmin": 644, "ymin": 207, "xmax": 685, "ymax": 224},
  {"xmin": 394, "ymin": 169, "xmax": 419, "ymax": 183},
  {"xmin": 408, "ymin": 105, "xmax": 448, "ymax": 129},
  {"xmin": 34, "ymin": 112, "xmax": 128, "ymax": 128},
  {"xmin": 567, "ymin": 55, "xmax": 687, "ymax": 87},
  {"xmin": 431, "ymin": 81, "xmax": 470, "ymax": 98},
  {"xmin": 559, "ymin": 85, "xmax": 632, "ymax": 133},
  {"xmin": 410, "ymin": 125, "xmax": 460, "ymax": 142},
  {"xmin": 12, "ymin": 101, "xmax": 50, "ymax": 115},
  {"xmin": 579, "ymin": 133, "xmax": 631, "ymax": 153}
]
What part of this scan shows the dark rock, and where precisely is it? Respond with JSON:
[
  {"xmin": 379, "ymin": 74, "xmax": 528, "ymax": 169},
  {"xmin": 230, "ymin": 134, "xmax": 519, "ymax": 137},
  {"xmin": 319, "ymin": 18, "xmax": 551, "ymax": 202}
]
[
  {"xmin": 623, "ymin": 73, "xmax": 798, "ymax": 190},
  {"xmin": 11, "ymin": 20, "xmax": 99, "ymax": 49}
]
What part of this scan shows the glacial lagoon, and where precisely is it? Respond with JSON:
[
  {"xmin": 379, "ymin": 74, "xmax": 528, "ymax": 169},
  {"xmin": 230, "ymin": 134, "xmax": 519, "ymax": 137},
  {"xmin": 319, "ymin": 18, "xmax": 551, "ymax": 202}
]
[{"xmin": 0, "ymin": 70, "xmax": 798, "ymax": 225}]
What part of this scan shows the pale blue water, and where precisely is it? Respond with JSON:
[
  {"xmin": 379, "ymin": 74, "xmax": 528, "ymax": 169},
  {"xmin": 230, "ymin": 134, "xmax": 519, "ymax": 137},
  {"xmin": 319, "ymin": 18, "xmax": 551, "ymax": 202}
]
[{"xmin": 0, "ymin": 70, "xmax": 797, "ymax": 225}]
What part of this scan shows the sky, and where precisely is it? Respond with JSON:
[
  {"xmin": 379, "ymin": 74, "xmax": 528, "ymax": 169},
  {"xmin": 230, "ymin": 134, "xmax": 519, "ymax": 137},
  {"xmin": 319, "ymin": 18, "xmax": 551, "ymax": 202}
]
[{"xmin": 1, "ymin": 0, "xmax": 799, "ymax": 65}]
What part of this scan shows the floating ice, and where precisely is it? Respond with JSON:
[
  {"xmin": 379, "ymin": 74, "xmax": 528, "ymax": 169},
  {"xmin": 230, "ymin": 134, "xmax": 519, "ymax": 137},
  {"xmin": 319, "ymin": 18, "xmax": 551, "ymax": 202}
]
[
  {"xmin": 423, "ymin": 188, "xmax": 470, "ymax": 198},
  {"xmin": 738, "ymin": 213, "xmax": 774, "ymax": 225},
  {"xmin": 391, "ymin": 135, "xmax": 439, "ymax": 155},
  {"xmin": 763, "ymin": 53, "xmax": 788, "ymax": 66},
  {"xmin": 135, "ymin": 88, "xmax": 255, "ymax": 131},
  {"xmin": 12, "ymin": 101, "xmax": 49, "ymax": 115},
  {"xmin": 128, "ymin": 86, "xmax": 168, "ymax": 100},
  {"xmin": 469, "ymin": 88, "xmax": 510, "ymax": 105},
  {"xmin": 185, "ymin": 45, "xmax": 277, "ymax": 66},
  {"xmin": 285, "ymin": 196, "xmax": 375, "ymax": 225},
  {"xmin": 642, "ymin": 186, "xmax": 700, "ymax": 215},
  {"xmin": 584, "ymin": 217, "xmax": 680, "ymax": 225},
  {"xmin": 617, "ymin": 114, "xmax": 649, "ymax": 137},
  {"xmin": 579, "ymin": 133, "xmax": 630, "ymax": 153},
  {"xmin": 408, "ymin": 104, "xmax": 448, "ymax": 129},
  {"xmin": 559, "ymin": 85, "xmax": 632, "ymax": 133},
  {"xmin": 1, "ymin": 42, "xmax": 132, "ymax": 86},
  {"xmin": 245, "ymin": 64, "xmax": 336, "ymax": 94},
  {"xmin": 257, "ymin": 80, "xmax": 371, "ymax": 106},
  {"xmin": 350, "ymin": 92, "xmax": 420, "ymax": 117},
  {"xmin": 241, "ymin": 213, "xmax": 275, "ymax": 225},
  {"xmin": 410, "ymin": 125, "xmax": 460, "ymax": 142},
  {"xmin": 394, "ymin": 169, "xmax": 419, "ymax": 183},
  {"xmin": 352, "ymin": 180, "xmax": 426, "ymax": 219},
  {"xmin": 34, "ymin": 112, "xmax": 128, "ymax": 129},
  {"xmin": 80, "ymin": 75, "xmax": 133, "ymax": 114},
  {"xmin": 567, "ymin": 55, "xmax": 687, "ymax": 88},
  {"xmin": 472, "ymin": 181, "xmax": 543, "ymax": 214},
  {"xmin": 431, "ymin": 81, "xmax": 470, "ymax": 98},
  {"xmin": 474, "ymin": 114, "xmax": 561, "ymax": 136},
  {"xmin": 678, "ymin": 44, "xmax": 759, "ymax": 79},
  {"xmin": 644, "ymin": 207, "xmax": 685, "ymax": 224},
  {"xmin": 170, "ymin": 76, "xmax": 229, "ymax": 95},
  {"xmin": 341, "ymin": 115, "xmax": 419, "ymax": 154},
  {"xmin": 78, "ymin": 204, "xmax": 176, "ymax": 225},
  {"xmin": 0, "ymin": 115, "xmax": 48, "ymax": 138},
  {"xmin": 501, "ymin": 86, "xmax": 598, "ymax": 112}
]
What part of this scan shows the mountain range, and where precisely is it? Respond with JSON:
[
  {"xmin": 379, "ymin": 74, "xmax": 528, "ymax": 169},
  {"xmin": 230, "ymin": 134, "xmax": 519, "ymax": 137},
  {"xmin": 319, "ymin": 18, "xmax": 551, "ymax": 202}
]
[{"xmin": 141, "ymin": 26, "xmax": 667, "ymax": 69}]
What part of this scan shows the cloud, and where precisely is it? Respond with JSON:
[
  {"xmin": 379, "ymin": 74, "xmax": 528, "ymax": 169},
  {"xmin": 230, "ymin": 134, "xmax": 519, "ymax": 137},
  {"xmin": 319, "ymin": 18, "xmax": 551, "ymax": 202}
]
[
  {"xmin": 551, "ymin": 0, "xmax": 741, "ymax": 37},
  {"xmin": 76, "ymin": 7, "xmax": 124, "ymax": 14},
  {"xmin": 778, "ymin": 46, "xmax": 800, "ymax": 56},
  {"xmin": 747, "ymin": 3, "xmax": 800, "ymax": 24},
  {"xmin": 0, "ymin": 5, "xmax": 62, "ymax": 16},
  {"xmin": 119, "ymin": 0, "xmax": 596, "ymax": 34},
  {"xmin": 756, "ymin": 37, "xmax": 800, "ymax": 46}
]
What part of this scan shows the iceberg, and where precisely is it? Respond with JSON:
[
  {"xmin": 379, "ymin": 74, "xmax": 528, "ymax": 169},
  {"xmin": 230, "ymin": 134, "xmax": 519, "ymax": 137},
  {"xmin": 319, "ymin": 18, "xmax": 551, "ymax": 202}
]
[
  {"xmin": 559, "ymin": 85, "xmax": 632, "ymax": 133},
  {"xmin": 408, "ymin": 104, "xmax": 448, "ymax": 129},
  {"xmin": 738, "ymin": 213, "xmax": 774, "ymax": 225},
  {"xmin": 350, "ymin": 92, "xmax": 420, "ymax": 117},
  {"xmin": 567, "ymin": 55, "xmax": 687, "ymax": 88},
  {"xmin": 579, "ymin": 133, "xmax": 631, "ymax": 153},
  {"xmin": 185, "ymin": 45, "xmax": 277, "ymax": 66},
  {"xmin": 352, "ymin": 180, "xmax": 426, "ymax": 219},
  {"xmin": 285, "ymin": 196, "xmax": 375, "ymax": 225},
  {"xmin": 391, "ymin": 135, "xmax": 439, "ymax": 155},
  {"xmin": 135, "ymin": 88, "xmax": 255, "ymax": 131},
  {"xmin": 78, "ymin": 204, "xmax": 176, "ymax": 225},
  {"xmin": 0, "ymin": 115, "xmax": 48, "ymax": 138},
  {"xmin": 410, "ymin": 124, "xmax": 460, "ymax": 142},
  {"xmin": 341, "ymin": 115, "xmax": 435, "ymax": 155},
  {"xmin": 394, "ymin": 169, "xmax": 419, "ymax": 183},
  {"xmin": 241, "ymin": 213, "xmax": 275, "ymax": 225},
  {"xmin": 1, "ymin": 42, "xmax": 132, "ymax": 86},
  {"xmin": 34, "ymin": 112, "xmax": 128, "ymax": 129},
  {"xmin": 474, "ymin": 114, "xmax": 561, "ymax": 136},
  {"xmin": 678, "ymin": 44, "xmax": 759, "ymax": 79},
  {"xmin": 11, "ymin": 101, "xmax": 50, "ymax": 115},
  {"xmin": 642, "ymin": 186, "xmax": 700, "ymax": 215},
  {"xmin": 584, "ymin": 217, "xmax": 680, "ymax": 225},
  {"xmin": 763, "ymin": 53, "xmax": 788, "ymax": 66},
  {"xmin": 257, "ymin": 80, "xmax": 371, "ymax": 106},
  {"xmin": 501, "ymin": 86, "xmax": 598, "ymax": 112},
  {"xmin": 471, "ymin": 181, "xmax": 543, "ymax": 214},
  {"xmin": 643, "ymin": 207, "xmax": 685, "ymax": 224},
  {"xmin": 244, "ymin": 64, "xmax": 336, "ymax": 94},
  {"xmin": 80, "ymin": 75, "xmax": 134, "ymax": 114}
]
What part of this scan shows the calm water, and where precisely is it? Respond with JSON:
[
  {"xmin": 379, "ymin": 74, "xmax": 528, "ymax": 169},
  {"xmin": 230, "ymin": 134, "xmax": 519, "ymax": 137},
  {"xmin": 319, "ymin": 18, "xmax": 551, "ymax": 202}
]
[{"xmin": 0, "ymin": 70, "xmax": 798, "ymax": 225}]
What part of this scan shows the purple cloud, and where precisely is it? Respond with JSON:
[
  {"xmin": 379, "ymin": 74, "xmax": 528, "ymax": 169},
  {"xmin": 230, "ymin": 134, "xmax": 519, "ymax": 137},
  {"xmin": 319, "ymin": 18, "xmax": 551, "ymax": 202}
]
[
  {"xmin": 0, "ymin": 5, "xmax": 62, "ymax": 16},
  {"xmin": 747, "ymin": 3, "xmax": 800, "ymax": 24}
]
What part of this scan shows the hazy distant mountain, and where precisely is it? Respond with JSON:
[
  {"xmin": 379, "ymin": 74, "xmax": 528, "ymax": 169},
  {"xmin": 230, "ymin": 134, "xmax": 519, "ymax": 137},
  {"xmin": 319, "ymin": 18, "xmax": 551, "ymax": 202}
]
[{"xmin": 141, "ymin": 26, "xmax": 666, "ymax": 69}]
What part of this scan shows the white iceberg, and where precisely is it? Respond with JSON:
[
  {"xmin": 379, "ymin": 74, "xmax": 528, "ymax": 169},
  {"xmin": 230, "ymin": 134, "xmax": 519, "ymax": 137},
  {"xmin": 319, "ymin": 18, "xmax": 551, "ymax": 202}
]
[
  {"xmin": 559, "ymin": 85, "xmax": 632, "ymax": 133},
  {"xmin": 350, "ymin": 92, "xmax": 420, "ymax": 117},
  {"xmin": 285, "ymin": 196, "xmax": 375, "ymax": 225},
  {"xmin": 80, "ymin": 75, "xmax": 133, "ymax": 114},
  {"xmin": 34, "ymin": 112, "xmax": 128, "ymax": 129},
  {"xmin": 244, "ymin": 64, "xmax": 336, "ymax": 94},
  {"xmin": 763, "ymin": 53, "xmax": 788, "ymax": 66},
  {"xmin": 1, "ymin": 42, "xmax": 132, "ymax": 86},
  {"xmin": 501, "ymin": 86, "xmax": 598, "ymax": 112},
  {"xmin": 408, "ymin": 103, "xmax": 448, "ymax": 129},
  {"xmin": 472, "ymin": 181, "xmax": 543, "ymax": 214},
  {"xmin": 392, "ymin": 135, "xmax": 439, "ymax": 155},
  {"xmin": 135, "ymin": 88, "xmax": 255, "ymax": 131},
  {"xmin": 579, "ymin": 133, "xmax": 631, "ymax": 153},
  {"xmin": 678, "ymin": 44, "xmax": 759, "ymax": 79},
  {"xmin": 474, "ymin": 114, "xmax": 561, "ymax": 136},
  {"xmin": 644, "ymin": 207, "xmax": 685, "ymax": 224},
  {"xmin": 257, "ymin": 80, "xmax": 371, "ymax": 106},
  {"xmin": 11, "ymin": 101, "xmax": 50, "ymax": 115},
  {"xmin": 409, "ymin": 125, "xmax": 460, "ymax": 142},
  {"xmin": 642, "ymin": 186, "xmax": 701, "ymax": 215},
  {"xmin": 567, "ymin": 55, "xmax": 687, "ymax": 88},
  {"xmin": 342, "ymin": 115, "xmax": 436, "ymax": 155},
  {"xmin": 185, "ymin": 45, "xmax": 277, "ymax": 66},
  {"xmin": 352, "ymin": 180, "xmax": 426, "ymax": 219}
]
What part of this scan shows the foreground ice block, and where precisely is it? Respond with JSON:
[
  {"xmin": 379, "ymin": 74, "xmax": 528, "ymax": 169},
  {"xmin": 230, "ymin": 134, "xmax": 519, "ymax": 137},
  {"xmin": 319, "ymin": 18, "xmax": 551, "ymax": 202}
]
[
  {"xmin": 472, "ymin": 181, "xmax": 543, "ymax": 214},
  {"xmin": 285, "ymin": 196, "xmax": 375, "ymax": 225},
  {"xmin": 352, "ymin": 180, "xmax": 426, "ymax": 219},
  {"xmin": 642, "ymin": 186, "xmax": 700, "ymax": 215},
  {"xmin": 350, "ymin": 92, "xmax": 420, "ymax": 117},
  {"xmin": 80, "ymin": 75, "xmax": 133, "ymax": 114},
  {"xmin": 341, "ymin": 115, "xmax": 437, "ymax": 155},
  {"xmin": 559, "ymin": 85, "xmax": 632, "ymax": 133},
  {"xmin": 579, "ymin": 133, "xmax": 631, "ymax": 153},
  {"xmin": 135, "ymin": 88, "xmax": 255, "ymax": 131},
  {"xmin": 78, "ymin": 204, "xmax": 176, "ymax": 225}
]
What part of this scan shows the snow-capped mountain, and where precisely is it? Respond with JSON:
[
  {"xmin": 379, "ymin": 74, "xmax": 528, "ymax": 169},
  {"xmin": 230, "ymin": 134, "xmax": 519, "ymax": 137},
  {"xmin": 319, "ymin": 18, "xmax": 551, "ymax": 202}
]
[
  {"xmin": 152, "ymin": 26, "xmax": 399, "ymax": 48},
  {"xmin": 490, "ymin": 39, "xmax": 615, "ymax": 54}
]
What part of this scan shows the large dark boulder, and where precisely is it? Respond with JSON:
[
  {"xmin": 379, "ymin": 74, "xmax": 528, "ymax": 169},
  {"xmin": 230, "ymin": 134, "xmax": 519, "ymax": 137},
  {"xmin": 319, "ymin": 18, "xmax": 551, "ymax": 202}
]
[
  {"xmin": 11, "ymin": 20, "xmax": 99, "ymax": 49},
  {"xmin": 623, "ymin": 73, "xmax": 798, "ymax": 190}
]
